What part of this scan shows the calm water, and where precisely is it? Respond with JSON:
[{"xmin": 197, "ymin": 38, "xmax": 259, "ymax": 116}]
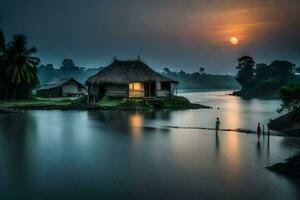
[{"xmin": 0, "ymin": 91, "xmax": 299, "ymax": 199}]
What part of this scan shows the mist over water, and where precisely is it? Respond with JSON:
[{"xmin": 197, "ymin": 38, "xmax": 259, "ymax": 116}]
[{"xmin": 0, "ymin": 91, "xmax": 299, "ymax": 199}]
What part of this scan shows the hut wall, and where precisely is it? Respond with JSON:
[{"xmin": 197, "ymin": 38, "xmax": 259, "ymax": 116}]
[
  {"xmin": 105, "ymin": 84, "xmax": 128, "ymax": 98},
  {"xmin": 156, "ymin": 81, "xmax": 171, "ymax": 97},
  {"xmin": 157, "ymin": 90, "xmax": 171, "ymax": 97},
  {"xmin": 37, "ymin": 87, "xmax": 62, "ymax": 97},
  {"xmin": 129, "ymin": 90, "xmax": 144, "ymax": 98},
  {"xmin": 62, "ymin": 82, "xmax": 80, "ymax": 97},
  {"xmin": 156, "ymin": 81, "xmax": 161, "ymax": 90},
  {"xmin": 89, "ymin": 84, "xmax": 99, "ymax": 95}
]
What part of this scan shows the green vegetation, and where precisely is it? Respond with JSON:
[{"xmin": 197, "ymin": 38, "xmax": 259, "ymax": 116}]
[
  {"xmin": 0, "ymin": 30, "xmax": 40, "ymax": 100},
  {"xmin": 268, "ymin": 84, "xmax": 300, "ymax": 134},
  {"xmin": 278, "ymin": 84, "xmax": 300, "ymax": 112},
  {"xmin": 162, "ymin": 68, "xmax": 239, "ymax": 90},
  {"xmin": 234, "ymin": 56, "xmax": 300, "ymax": 98},
  {"xmin": 0, "ymin": 96, "xmax": 89, "ymax": 109},
  {"xmin": 38, "ymin": 63, "xmax": 238, "ymax": 90},
  {"xmin": 0, "ymin": 97, "xmax": 75, "ymax": 108},
  {"xmin": 0, "ymin": 96, "xmax": 208, "ymax": 111},
  {"xmin": 99, "ymin": 96, "xmax": 210, "ymax": 110},
  {"xmin": 38, "ymin": 59, "xmax": 102, "ymax": 85},
  {"xmin": 158, "ymin": 96, "xmax": 207, "ymax": 109}
]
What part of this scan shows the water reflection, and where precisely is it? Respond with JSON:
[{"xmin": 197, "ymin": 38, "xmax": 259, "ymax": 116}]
[
  {"xmin": 220, "ymin": 132, "xmax": 241, "ymax": 187},
  {"xmin": 129, "ymin": 114, "xmax": 144, "ymax": 140},
  {"xmin": 0, "ymin": 91, "xmax": 300, "ymax": 199},
  {"xmin": 256, "ymin": 140, "xmax": 262, "ymax": 158},
  {"xmin": 215, "ymin": 133, "xmax": 219, "ymax": 152},
  {"xmin": 180, "ymin": 90, "xmax": 281, "ymax": 130},
  {"xmin": 0, "ymin": 113, "xmax": 38, "ymax": 199},
  {"xmin": 222, "ymin": 97, "xmax": 242, "ymax": 130}
]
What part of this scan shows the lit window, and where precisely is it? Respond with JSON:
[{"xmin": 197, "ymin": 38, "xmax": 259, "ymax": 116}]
[
  {"xmin": 129, "ymin": 83, "xmax": 144, "ymax": 91},
  {"xmin": 129, "ymin": 83, "xmax": 134, "ymax": 90}
]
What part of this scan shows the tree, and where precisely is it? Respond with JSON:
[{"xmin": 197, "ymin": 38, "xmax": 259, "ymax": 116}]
[
  {"xmin": 296, "ymin": 67, "xmax": 300, "ymax": 73},
  {"xmin": 61, "ymin": 59, "xmax": 76, "ymax": 69},
  {"xmin": 0, "ymin": 30, "xmax": 7, "ymax": 99},
  {"xmin": 269, "ymin": 60, "xmax": 295, "ymax": 79},
  {"xmin": 58, "ymin": 58, "xmax": 88, "ymax": 82},
  {"xmin": 0, "ymin": 30, "xmax": 6, "ymax": 54},
  {"xmin": 278, "ymin": 84, "xmax": 300, "ymax": 112},
  {"xmin": 38, "ymin": 64, "xmax": 59, "ymax": 85},
  {"xmin": 163, "ymin": 67, "xmax": 172, "ymax": 74},
  {"xmin": 178, "ymin": 70, "xmax": 186, "ymax": 77},
  {"xmin": 199, "ymin": 67, "xmax": 205, "ymax": 74},
  {"xmin": 5, "ymin": 35, "xmax": 40, "ymax": 99},
  {"xmin": 255, "ymin": 63, "xmax": 271, "ymax": 81},
  {"xmin": 236, "ymin": 56, "xmax": 255, "ymax": 88}
]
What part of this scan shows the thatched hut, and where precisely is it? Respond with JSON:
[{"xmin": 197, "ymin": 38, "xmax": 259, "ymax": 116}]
[
  {"xmin": 37, "ymin": 78, "xmax": 87, "ymax": 98},
  {"xmin": 85, "ymin": 59, "xmax": 178, "ymax": 101}
]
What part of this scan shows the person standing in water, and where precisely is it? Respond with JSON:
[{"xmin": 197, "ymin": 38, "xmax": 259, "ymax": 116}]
[
  {"xmin": 215, "ymin": 118, "xmax": 220, "ymax": 133},
  {"xmin": 257, "ymin": 123, "xmax": 261, "ymax": 139}
]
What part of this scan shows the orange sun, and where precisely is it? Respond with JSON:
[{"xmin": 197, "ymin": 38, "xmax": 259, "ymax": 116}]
[{"xmin": 230, "ymin": 37, "xmax": 239, "ymax": 45}]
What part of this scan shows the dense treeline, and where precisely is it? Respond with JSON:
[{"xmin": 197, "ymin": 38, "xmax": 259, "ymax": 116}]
[
  {"xmin": 39, "ymin": 63, "xmax": 239, "ymax": 90},
  {"xmin": 0, "ymin": 30, "xmax": 40, "ymax": 100},
  {"xmin": 162, "ymin": 68, "xmax": 239, "ymax": 90},
  {"xmin": 279, "ymin": 84, "xmax": 300, "ymax": 112},
  {"xmin": 38, "ymin": 59, "xmax": 102, "ymax": 85},
  {"xmin": 234, "ymin": 56, "xmax": 300, "ymax": 98}
]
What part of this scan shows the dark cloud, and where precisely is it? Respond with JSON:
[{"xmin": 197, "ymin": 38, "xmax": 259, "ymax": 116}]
[{"xmin": 0, "ymin": 0, "xmax": 299, "ymax": 74}]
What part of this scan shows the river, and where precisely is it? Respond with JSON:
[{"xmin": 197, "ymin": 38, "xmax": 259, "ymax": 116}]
[{"xmin": 0, "ymin": 90, "xmax": 299, "ymax": 199}]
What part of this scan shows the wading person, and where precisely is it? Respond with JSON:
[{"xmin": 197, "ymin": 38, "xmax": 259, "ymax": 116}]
[
  {"xmin": 257, "ymin": 123, "xmax": 261, "ymax": 139},
  {"xmin": 215, "ymin": 118, "xmax": 220, "ymax": 133}
]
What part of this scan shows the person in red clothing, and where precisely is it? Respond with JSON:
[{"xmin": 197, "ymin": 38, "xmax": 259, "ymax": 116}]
[{"xmin": 257, "ymin": 123, "xmax": 261, "ymax": 139}]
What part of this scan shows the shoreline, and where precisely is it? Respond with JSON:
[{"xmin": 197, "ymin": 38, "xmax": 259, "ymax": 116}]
[
  {"xmin": 0, "ymin": 96, "xmax": 212, "ymax": 114},
  {"xmin": 142, "ymin": 125, "xmax": 300, "ymax": 138},
  {"xmin": 0, "ymin": 103, "xmax": 211, "ymax": 114},
  {"xmin": 267, "ymin": 153, "xmax": 300, "ymax": 182}
]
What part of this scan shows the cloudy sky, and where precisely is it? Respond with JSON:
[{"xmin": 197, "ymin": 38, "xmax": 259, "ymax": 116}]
[{"xmin": 1, "ymin": 0, "xmax": 299, "ymax": 74}]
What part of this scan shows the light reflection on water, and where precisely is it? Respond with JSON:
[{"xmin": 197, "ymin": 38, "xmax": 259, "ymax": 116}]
[
  {"xmin": 129, "ymin": 114, "xmax": 144, "ymax": 140},
  {"xmin": 0, "ymin": 91, "xmax": 299, "ymax": 199}
]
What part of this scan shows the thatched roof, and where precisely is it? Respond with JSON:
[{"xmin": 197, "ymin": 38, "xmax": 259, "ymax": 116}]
[
  {"xmin": 37, "ymin": 78, "xmax": 85, "ymax": 91},
  {"xmin": 86, "ymin": 59, "xmax": 178, "ymax": 85}
]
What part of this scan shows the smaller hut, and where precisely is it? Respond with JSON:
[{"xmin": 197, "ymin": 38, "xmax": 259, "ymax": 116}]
[
  {"xmin": 86, "ymin": 59, "xmax": 178, "ymax": 101},
  {"xmin": 37, "ymin": 78, "xmax": 87, "ymax": 98}
]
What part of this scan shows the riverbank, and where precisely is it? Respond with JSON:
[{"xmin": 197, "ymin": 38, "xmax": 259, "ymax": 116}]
[
  {"xmin": 269, "ymin": 108, "xmax": 300, "ymax": 136},
  {"xmin": 231, "ymin": 90, "xmax": 280, "ymax": 99},
  {"xmin": 267, "ymin": 153, "xmax": 300, "ymax": 181},
  {"xmin": 0, "ymin": 96, "xmax": 210, "ymax": 113},
  {"xmin": 0, "ymin": 96, "xmax": 98, "ymax": 112},
  {"xmin": 98, "ymin": 96, "xmax": 211, "ymax": 110},
  {"xmin": 0, "ymin": 108, "xmax": 21, "ymax": 115}
]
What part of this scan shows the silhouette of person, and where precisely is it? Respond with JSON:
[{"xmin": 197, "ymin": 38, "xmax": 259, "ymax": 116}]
[
  {"xmin": 257, "ymin": 123, "xmax": 261, "ymax": 139},
  {"xmin": 215, "ymin": 118, "xmax": 220, "ymax": 133}
]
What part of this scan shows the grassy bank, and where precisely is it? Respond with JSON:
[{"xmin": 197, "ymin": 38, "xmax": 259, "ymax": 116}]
[
  {"xmin": 0, "ymin": 96, "xmax": 92, "ymax": 110},
  {"xmin": 267, "ymin": 153, "xmax": 300, "ymax": 180},
  {"xmin": 0, "ymin": 97, "xmax": 74, "ymax": 108},
  {"xmin": 0, "ymin": 96, "xmax": 210, "ymax": 111},
  {"xmin": 99, "ymin": 96, "xmax": 211, "ymax": 110}
]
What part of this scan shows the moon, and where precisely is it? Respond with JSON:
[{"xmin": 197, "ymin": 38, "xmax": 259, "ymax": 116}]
[{"xmin": 230, "ymin": 37, "xmax": 239, "ymax": 45}]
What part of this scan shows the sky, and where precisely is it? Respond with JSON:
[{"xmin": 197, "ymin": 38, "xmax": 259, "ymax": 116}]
[{"xmin": 0, "ymin": 0, "xmax": 300, "ymax": 74}]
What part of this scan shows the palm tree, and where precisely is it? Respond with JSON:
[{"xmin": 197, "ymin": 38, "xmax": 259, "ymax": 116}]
[
  {"xmin": 5, "ymin": 35, "xmax": 40, "ymax": 99},
  {"xmin": 0, "ymin": 30, "xmax": 6, "ymax": 54},
  {"xmin": 0, "ymin": 30, "xmax": 7, "ymax": 99}
]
